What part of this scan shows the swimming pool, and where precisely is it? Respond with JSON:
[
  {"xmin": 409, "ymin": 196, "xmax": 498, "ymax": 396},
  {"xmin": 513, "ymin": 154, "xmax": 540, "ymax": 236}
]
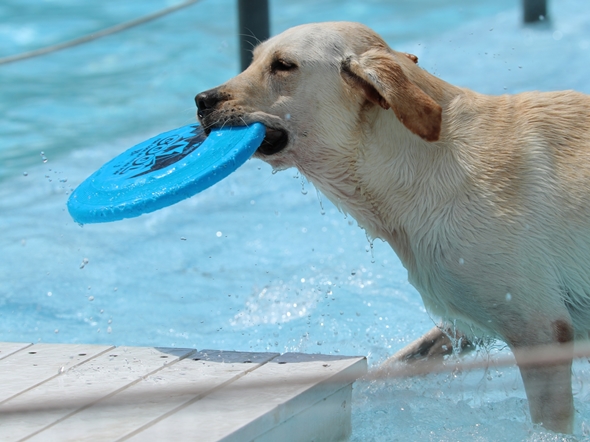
[{"xmin": 1, "ymin": 0, "xmax": 590, "ymax": 439}]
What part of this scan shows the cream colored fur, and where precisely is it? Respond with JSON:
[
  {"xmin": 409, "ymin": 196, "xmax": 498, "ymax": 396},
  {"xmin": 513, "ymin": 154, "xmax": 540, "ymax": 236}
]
[{"xmin": 196, "ymin": 22, "xmax": 590, "ymax": 434}]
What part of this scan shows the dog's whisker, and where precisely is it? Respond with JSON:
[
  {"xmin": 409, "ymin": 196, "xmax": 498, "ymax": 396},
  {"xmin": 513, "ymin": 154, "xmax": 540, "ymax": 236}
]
[{"xmin": 239, "ymin": 31, "xmax": 262, "ymax": 46}]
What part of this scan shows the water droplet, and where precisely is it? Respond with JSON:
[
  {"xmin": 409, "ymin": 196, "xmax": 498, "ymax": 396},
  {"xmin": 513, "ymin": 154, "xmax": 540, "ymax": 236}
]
[
  {"xmin": 23, "ymin": 171, "xmax": 28, "ymax": 177},
  {"xmin": 47, "ymin": 291, "xmax": 52, "ymax": 297},
  {"xmin": 284, "ymin": 113, "xmax": 291, "ymax": 120},
  {"xmin": 316, "ymin": 189, "xmax": 325, "ymax": 215},
  {"xmin": 365, "ymin": 233, "xmax": 375, "ymax": 263},
  {"xmin": 505, "ymin": 293, "xmax": 512, "ymax": 301},
  {"xmin": 216, "ymin": 231, "xmax": 222, "ymax": 237},
  {"xmin": 88, "ymin": 296, "xmax": 94, "ymax": 301},
  {"xmin": 351, "ymin": 270, "xmax": 356, "ymax": 275},
  {"xmin": 54, "ymin": 329, "xmax": 59, "ymax": 334},
  {"xmin": 107, "ymin": 326, "xmax": 112, "ymax": 334},
  {"xmin": 300, "ymin": 178, "xmax": 308, "ymax": 195},
  {"xmin": 58, "ymin": 366, "xmax": 65, "ymax": 374},
  {"xmin": 40, "ymin": 152, "xmax": 48, "ymax": 163},
  {"xmin": 539, "ymin": 14, "xmax": 545, "ymax": 21},
  {"xmin": 79, "ymin": 258, "xmax": 89, "ymax": 269},
  {"xmin": 459, "ymin": 258, "xmax": 465, "ymax": 265}
]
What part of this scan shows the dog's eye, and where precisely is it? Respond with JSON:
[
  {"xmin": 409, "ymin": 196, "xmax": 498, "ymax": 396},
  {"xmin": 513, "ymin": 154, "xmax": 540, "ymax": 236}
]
[{"xmin": 270, "ymin": 59, "xmax": 297, "ymax": 74}]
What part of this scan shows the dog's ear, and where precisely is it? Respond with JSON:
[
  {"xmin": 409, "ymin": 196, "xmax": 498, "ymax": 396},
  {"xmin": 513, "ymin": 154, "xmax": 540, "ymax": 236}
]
[{"xmin": 341, "ymin": 49, "xmax": 442, "ymax": 142}]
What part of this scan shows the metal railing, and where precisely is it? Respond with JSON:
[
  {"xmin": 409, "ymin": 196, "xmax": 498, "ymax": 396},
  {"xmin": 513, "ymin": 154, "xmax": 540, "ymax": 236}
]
[
  {"xmin": 238, "ymin": 0, "xmax": 270, "ymax": 71},
  {"xmin": 523, "ymin": 0, "xmax": 548, "ymax": 23}
]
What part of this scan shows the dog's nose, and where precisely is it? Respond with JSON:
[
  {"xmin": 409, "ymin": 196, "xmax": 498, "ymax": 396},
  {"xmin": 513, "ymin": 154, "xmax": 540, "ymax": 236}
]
[{"xmin": 195, "ymin": 88, "xmax": 224, "ymax": 119}]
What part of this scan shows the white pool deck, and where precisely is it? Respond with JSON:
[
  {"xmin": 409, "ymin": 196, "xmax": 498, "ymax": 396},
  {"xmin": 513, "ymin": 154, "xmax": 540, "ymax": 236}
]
[{"xmin": 0, "ymin": 342, "xmax": 367, "ymax": 442}]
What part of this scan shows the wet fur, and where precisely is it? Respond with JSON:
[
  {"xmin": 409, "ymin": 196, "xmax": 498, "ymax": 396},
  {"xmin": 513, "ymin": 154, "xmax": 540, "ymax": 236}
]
[{"xmin": 196, "ymin": 22, "xmax": 590, "ymax": 433}]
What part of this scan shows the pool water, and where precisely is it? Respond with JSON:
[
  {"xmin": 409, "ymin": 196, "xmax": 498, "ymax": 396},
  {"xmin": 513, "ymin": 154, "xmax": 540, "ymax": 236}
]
[{"xmin": 1, "ymin": 0, "xmax": 590, "ymax": 440}]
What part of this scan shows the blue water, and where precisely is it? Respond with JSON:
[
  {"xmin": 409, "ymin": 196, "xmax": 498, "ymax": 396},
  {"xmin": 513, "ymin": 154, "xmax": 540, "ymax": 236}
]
[{"xmin": 1, "ymin": 0, "xmax": 590, "ymax": 440}]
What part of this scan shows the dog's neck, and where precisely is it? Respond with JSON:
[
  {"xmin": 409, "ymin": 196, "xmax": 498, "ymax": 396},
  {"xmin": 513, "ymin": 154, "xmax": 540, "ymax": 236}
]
[{"xmin": 300, "ymin": 67, "xmax": 466, "ymax": 272}]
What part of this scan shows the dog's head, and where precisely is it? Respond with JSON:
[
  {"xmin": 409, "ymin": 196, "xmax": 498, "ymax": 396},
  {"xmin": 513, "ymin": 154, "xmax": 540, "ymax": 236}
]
[{"xmin": 195, "ymin": 22, "xmax": 442, "ymax": 172}]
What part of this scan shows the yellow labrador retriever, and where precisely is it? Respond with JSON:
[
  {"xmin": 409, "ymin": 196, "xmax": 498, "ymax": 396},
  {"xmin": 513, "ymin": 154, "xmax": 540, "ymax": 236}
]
[{"xmin": 195, "ymin": 22, "xmax": 590, "ymax": 433}]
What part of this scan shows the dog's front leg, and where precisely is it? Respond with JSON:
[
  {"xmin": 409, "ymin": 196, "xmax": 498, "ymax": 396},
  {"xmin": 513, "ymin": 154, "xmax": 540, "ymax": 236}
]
[
  {"xmin": 508, "ymin": 315, "xmax": 575, "ymax": 434},
  {"xmin": 517, "ymin": 356, "xmax": 574, "ymax": 434}
]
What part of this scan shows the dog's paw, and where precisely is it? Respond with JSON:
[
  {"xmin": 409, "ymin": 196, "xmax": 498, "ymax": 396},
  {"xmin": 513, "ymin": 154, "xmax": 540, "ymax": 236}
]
[{"xmin": 372, "ymin": 325, "xmax": 475, "ymax": 379}]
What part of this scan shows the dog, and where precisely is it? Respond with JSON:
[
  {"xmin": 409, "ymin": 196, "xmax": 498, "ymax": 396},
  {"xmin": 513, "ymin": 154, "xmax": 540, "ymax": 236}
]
[{"xmin": 195, "ymin": 22, "xmax": 590, "ymax": 433}]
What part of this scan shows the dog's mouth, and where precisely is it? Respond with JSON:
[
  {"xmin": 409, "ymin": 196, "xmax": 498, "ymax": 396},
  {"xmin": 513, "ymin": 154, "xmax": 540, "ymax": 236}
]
[
  {"xmin": 258, "ymin": 127, "xmax": 289, "ymax": 156},
  {"xmin": 201, "ymin": 118, "xmax": 289, "ymax": 156}
]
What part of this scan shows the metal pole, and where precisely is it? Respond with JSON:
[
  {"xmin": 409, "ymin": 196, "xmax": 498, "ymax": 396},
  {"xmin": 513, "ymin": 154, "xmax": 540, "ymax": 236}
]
[
  {"xmin": 523, "ymin": 0, "xmax": 547, "ymax": 23},
  {"xmin": 238, "ymin": 0, "xmax": 269, "ymax": 71}
]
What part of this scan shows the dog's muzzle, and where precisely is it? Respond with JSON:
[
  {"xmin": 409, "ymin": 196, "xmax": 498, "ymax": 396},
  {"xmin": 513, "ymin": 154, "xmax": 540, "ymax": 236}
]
[{"xmin": 195, "ymin": 88, "xmax": 289, "ymax": 155}]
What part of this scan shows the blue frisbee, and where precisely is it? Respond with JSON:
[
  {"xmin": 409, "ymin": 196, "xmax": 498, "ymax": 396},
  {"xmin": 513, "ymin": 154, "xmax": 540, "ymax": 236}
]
[{"xmin": 67, "ymin": 123, "xmax": 266, "ymax": 224}]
